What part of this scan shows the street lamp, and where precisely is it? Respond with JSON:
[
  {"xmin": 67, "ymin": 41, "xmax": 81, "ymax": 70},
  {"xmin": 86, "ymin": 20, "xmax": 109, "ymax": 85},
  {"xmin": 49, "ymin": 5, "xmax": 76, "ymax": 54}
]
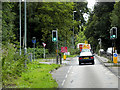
[
  {"xmin": 98, "ymin": 38, "xmax": 102, "ymax": 49},
  {"xmin": 19, "ymin": 0, "xmax": 21, "ymax": 55},
  {"xmin": 24, "ymin": 0, "xmax": 27, "ymax": 55},
  {"xmin": 73, "ymin": 11, "xmax": 77, "ymax": 49}
]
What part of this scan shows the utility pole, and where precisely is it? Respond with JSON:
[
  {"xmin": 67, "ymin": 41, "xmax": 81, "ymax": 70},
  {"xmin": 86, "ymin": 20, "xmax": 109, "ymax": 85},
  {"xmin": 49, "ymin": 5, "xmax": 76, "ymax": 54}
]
[{"xmin": 73, "ymin": 11, "xmax": 76, "ymax": 49}]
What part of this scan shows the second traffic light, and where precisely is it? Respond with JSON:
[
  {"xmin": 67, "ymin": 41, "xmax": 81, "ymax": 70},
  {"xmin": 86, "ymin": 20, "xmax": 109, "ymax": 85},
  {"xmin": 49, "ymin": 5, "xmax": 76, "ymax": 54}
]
[
  {"xmin": 110, "ymin": 27, "xmax": 117, "ymax": 39},
  {"xmin": 52, "ymin": 30, "xmax": 58, "ymax": 42}
]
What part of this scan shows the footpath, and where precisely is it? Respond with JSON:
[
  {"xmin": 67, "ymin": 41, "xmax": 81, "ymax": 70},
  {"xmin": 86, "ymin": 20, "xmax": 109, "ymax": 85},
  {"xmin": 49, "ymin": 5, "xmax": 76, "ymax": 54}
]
[{"xmin": 95, "ymin": 54, "xmax": 120, "ymax": 79}]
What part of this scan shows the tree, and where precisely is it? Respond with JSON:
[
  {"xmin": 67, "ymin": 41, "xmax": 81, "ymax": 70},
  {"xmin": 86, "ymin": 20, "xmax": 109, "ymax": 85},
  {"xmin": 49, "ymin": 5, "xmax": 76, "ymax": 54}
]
[
  {"xmin": 75, "ymin": 27, "xmax": 86, "ymax": 47},
  {"xmin": 110, "ymin": 1, "xmax": 120, "ymax": 53},
  {"xmin": 2, "ymin": 2, "xmax": 16, "ymax": 44},
  {"xmin": 85, "ymin": 2, "xmax": 114, "ymax": 52}
]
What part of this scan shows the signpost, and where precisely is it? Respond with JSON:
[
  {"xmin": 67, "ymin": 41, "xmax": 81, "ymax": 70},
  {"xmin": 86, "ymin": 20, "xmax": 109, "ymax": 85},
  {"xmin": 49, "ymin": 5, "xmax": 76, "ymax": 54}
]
[
  {"xmin": 42, "ymin": 42, "xmax": 46, "ymax": 58},
  {"xmin": 32, "ymin": 37, "xmax": 36, "ymax": 61},
  {"xmin": 61, "ymin": 47, "xmax": 67, "ymax": 60}
]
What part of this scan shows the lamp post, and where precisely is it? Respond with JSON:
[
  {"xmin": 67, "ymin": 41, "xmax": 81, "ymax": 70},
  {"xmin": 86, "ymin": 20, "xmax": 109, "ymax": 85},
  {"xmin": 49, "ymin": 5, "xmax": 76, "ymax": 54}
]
[
  {"xmin": 24, "ymin": 0, "xmax": 27, "ymax": 55},
  {"xmin": 98, "ymin": 38, "xmax": 101, "ymax": 49},
  {"xmin": 19, "ymin": 0, "xmax": 21, "ymax": 55},
  {"xmin": 73, "ymin": 11, "xmax": 77, "ymax": 49}
]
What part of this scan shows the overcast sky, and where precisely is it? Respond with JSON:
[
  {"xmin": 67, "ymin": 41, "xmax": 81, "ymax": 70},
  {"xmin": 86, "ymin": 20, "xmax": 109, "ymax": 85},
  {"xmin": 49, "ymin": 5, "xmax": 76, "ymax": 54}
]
[
  {"xmin": 83, "ymin": 0, "xmax": 96, "ymax": 21},
  {"xmin": 87, "ymin": 0, "xmax": 96, "ymax": 10}
]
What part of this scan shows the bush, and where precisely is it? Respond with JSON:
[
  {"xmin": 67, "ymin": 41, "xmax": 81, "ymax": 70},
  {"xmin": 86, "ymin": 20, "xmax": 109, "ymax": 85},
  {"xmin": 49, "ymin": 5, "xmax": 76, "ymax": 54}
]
[
  {"xmin": 27, "ymin": 47, "xmax": 49, "ymax": 59},
  {"xmin": 2, "ymin": 43, "xmax": 28, "ymax": 86}
]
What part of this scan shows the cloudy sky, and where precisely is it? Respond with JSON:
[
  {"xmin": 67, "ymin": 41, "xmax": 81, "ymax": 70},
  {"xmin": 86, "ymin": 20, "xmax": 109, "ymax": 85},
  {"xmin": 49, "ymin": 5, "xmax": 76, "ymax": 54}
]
[
  {"xmin": 87, "ymin": 0, "xmax": 96, "ymax": 10},
  {"xmin": 83, "ymin": 0, "xmax": 96, "ymax": 21}
]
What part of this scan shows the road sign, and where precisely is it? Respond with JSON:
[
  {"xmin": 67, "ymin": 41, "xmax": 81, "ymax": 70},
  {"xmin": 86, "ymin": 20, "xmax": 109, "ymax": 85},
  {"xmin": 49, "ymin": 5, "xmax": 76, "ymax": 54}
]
[
  {"xmin": 42, "ymin": 43, "xmax": 46, "ymax": 47},
  {"xmin": 114, "ymin": 53, "xmax": 117, "ymax": 57},
  {"xmin": 32, "ymin": 40, "xmax": 36, "ymax": 43},
  {"xmin": 61, "ymin": 47, "xmax": 67, "ymax": 53},
  {"xmin": 113, "ymin": 53, "xmax": 118, "ymax": 64}
]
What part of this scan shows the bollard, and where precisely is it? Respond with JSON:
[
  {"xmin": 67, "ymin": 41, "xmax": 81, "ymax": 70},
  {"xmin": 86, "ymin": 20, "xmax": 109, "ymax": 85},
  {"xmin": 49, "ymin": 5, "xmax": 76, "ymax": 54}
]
[{"xmin": 63, "ymin": 53, "xmax": 66, "ymax": 60}]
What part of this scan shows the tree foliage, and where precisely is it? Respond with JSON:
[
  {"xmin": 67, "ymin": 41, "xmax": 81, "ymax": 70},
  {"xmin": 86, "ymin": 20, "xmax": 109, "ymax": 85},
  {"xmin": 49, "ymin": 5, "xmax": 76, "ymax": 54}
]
[
  {"xmin": 2, "ymin": 2, "xmax": 16, "ymax": 44},
  {"xmin": 110, "ymin": 1, "xmax": 120, "ymax": 53},
  {"xmin": 84, "ymin": 2, "xmax": 115, "ymax": 52}
]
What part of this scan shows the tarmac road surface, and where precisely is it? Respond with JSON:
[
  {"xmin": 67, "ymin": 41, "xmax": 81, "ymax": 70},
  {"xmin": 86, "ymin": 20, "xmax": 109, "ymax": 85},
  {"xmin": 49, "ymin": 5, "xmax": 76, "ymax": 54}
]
[{"xmin": 52, "ymin": 56, "xmax": 119, "ymax": 89}]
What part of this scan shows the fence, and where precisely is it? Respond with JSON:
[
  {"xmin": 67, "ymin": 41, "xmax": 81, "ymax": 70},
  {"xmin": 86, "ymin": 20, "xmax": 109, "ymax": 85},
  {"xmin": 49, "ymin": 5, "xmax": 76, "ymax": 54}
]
[{"xmin": 27, "ymin": 53, "xmax": 62, "ymax": 64}]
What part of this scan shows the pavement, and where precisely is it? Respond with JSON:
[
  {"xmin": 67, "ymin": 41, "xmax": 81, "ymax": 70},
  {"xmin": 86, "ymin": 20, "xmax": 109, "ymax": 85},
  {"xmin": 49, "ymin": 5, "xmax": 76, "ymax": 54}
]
[{"xmin": 95, "ymin": 54, "xmax": 120, "ymax": 79}]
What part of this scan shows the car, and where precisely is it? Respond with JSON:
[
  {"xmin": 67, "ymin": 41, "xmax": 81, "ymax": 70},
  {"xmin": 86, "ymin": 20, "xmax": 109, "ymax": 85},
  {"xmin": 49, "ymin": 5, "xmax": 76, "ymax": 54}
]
[{"xmin": 78, "ymin": 49, "xmax": 94, "ymax": 65}]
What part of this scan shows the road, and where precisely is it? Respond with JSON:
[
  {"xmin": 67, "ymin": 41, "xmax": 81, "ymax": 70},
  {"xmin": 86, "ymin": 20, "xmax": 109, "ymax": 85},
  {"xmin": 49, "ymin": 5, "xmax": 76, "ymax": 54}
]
[{"xmin": 52, "ymin": 56, "xmax": 119, "ymax": 89}]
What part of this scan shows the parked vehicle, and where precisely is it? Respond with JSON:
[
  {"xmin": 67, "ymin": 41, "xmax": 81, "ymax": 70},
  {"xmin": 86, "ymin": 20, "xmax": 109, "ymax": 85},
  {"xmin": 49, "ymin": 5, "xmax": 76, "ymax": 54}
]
[
  {"xmin": 106, "ymin": 47, "xmax": 113, "ymax": 56},
  {"xmin": 78, "ymin": 49, "xmax": 94, "ymax": 65}
]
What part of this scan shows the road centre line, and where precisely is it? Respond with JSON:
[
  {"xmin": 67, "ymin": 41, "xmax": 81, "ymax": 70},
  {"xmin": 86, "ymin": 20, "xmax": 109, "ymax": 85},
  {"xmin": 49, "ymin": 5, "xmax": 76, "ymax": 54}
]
[
  {"xmin": 67, "ymin": 66, "xmax": 72, "ymax": 74},
  {"xmin": 62, "ymin": 80, "xmax": 65, "ymax": 86},
  {"xmin": 65, "ymin": 75, "xmax": 68, "ymax": 78},
  {"xmin": 61, "ymin": 66, "xmax": 72, "ymax": 86}
]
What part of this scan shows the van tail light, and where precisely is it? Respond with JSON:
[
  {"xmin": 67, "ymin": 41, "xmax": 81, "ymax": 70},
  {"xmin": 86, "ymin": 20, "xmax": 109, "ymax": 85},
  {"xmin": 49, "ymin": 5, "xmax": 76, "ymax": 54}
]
[
  {"xmin": 79, "ymin": 57, "xmax": 82, "ymax": 59},
  {"xmin": 90, "ymin": 57, "xmax": 94, "ymax": 59}
]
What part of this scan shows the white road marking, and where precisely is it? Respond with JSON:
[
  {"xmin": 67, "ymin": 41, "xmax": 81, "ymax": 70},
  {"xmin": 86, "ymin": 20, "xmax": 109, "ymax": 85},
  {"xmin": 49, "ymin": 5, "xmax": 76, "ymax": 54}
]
[
  {"xmin": 62, "ymin": 80, "xmax": 65, "ymax": 86},
  {"xmin": 109, "ymin": 74, "xmax": 114, "ymax": 76},
  {"xmin": 61, "ymin": 66, "xmax": 73, "ymax": 86},
  {"xmin": 67, "ymin": 66, "xmax": 72, "ymax": 74},
  {"xmin": 65, "ymin": 74, "xmax": 68, "ymax": 78}
]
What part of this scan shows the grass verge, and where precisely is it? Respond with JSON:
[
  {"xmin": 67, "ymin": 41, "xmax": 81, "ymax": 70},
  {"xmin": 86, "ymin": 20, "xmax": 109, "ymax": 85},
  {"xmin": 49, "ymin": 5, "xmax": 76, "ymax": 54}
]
[{"xmin": 5, "ymin": 61, "xmax": 61, "ymax": 88}]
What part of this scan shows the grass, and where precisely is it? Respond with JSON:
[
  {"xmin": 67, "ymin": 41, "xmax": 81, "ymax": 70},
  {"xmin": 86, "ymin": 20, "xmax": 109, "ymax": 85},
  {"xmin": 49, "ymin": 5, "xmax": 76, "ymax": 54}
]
[
  {"xmin": 5, "ymin": 61, "xmax": 61, "ymax": 88},
  {"xmin": 107, "ymin": 60, "xmax": 113, "ymax": 63},
  {"xmin": 110, "ymin": 65, "xmax": 120, "ymax": 67}
]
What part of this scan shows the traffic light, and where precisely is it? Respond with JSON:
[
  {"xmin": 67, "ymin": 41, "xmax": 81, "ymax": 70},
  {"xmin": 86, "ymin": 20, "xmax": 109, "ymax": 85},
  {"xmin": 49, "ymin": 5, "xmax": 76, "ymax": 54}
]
[
  {"xmin": 110, "ymin": 27, "xmax": 117, "ymax": 39},
  {"xmin": 52, "ymin": 30, "xmax": 58, "ymax": 42}
]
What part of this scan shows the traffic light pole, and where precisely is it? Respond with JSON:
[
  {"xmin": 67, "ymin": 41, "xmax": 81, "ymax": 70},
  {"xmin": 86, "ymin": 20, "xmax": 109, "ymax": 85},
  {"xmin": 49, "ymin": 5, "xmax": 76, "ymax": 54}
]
[
  {"xmin": 110, "ymin": 27, "xmax": 117, "ymax": 62},
  {"xmin": 112, "ymin": 40, "xmax": 113, "ymax": 61},
  {"xmin": 56, "ymin": 41, "xmax": 58, "ymax": 64},
  {"xmin": 52, "ymin": 30, "xmax": 58, "ymax": 64},
  {"xmin": 56, "ymin": 29, "xmax": 58, "ymax": 64}
]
